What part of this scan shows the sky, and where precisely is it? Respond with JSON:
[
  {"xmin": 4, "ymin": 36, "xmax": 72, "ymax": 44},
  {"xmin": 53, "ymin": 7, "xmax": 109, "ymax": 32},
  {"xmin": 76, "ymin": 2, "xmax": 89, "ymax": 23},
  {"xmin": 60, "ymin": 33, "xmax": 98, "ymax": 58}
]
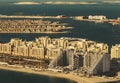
[{"xmin": 0, "ymin": 0, "xmax": 118, "ymax": 2}]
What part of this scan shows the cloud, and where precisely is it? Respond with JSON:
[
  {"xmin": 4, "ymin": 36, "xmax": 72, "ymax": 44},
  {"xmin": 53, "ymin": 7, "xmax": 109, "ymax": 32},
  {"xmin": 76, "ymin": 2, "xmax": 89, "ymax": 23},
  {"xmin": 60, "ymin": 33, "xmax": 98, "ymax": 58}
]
[
  {"xmin": 102, "ymin": 1, "xmax": 120, "ymax": 4},
  {"xmin": 13, "ymin": 1, "xmax": 97, "ymax": 5},
  {"xmin": 14, "ymin": 2, "xmax": 41, "ymax": 5},
  {"xmin": 13, "ymin": 1, "xmax": 120, "ymax": 5},
  {"xmin": 44, "ymin": 1, "xmax": 97, "ymax": 5}
]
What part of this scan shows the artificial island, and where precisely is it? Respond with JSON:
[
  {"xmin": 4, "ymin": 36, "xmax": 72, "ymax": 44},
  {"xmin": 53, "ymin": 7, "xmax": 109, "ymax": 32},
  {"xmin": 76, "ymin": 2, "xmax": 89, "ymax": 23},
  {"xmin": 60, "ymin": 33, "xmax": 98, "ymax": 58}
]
[
  {"xmin": 0, "ymin": 36, "xmax": 119, "ymax": 83},
  {"xmin": 74, "ymin": 15, "xmax": 120, "ymax": 25},
  {"xmin": 0, "ymin": 14, "xmax": 120, "ymax": 26},
  {"xmin": 0, "ymin": 14, "xmax": 120, "ymax": 83},
  {"xmin": 0, "ymin": 19, "xmax": 72, "ymax": 34}
]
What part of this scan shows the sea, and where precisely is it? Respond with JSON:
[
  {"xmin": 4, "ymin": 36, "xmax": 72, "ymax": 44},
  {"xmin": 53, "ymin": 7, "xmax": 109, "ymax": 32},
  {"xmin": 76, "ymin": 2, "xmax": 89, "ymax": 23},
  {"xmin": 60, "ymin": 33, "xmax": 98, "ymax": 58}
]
[{"xmin": 0, "ymin": 1, "xmax": 120, "ymax": 83}]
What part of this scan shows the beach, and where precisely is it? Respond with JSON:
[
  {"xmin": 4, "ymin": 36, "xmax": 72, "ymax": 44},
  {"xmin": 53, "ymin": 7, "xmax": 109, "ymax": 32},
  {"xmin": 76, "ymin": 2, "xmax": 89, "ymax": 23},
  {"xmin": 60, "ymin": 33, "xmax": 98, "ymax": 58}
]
[{"xmin": 0, "ymin": 65, "xmax": 119, "ymax": 83}]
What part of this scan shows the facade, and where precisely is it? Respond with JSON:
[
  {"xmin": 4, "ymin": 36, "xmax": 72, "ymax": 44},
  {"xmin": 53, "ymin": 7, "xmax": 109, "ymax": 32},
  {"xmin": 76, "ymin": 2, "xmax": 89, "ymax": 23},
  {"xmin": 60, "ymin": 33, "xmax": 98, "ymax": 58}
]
[
  {"xmin": 35, "ymin": 36, "xmax": 51, "ymax": 47},
  {"xmin": 29, "ymin": 46, "xmax": 45, "ymax": 59},
  {"xmin": 48, "ymin": 49, "xmax": 65, "ymax": 68},
  {"xmin": 87, "ymin": 43, "xmax": 108, "ymax": 53},
  {"xmin": 84, "ymin": 52, "xmax": 110, "ymax": 74},
  {"xmin": 111, "ymin": 44, "xmax": 120, "ymax": 60},
  {"xmin": 74, "ymin": 16, "xmax": 84, "ymax": 20},
  {"xmin": 17, "ymin": 45, "xmax": 29, "ymax": 57},
  {"xmin": 117, "ymin": 17, "xmax": 120, "ymax": 21},
  {"xmin": 10, "ymin": 38, "xmax": 23, "ymax": 47},
  {"xmin": 0, "ymin": 43, "xmax": 12, "ymax": 54},
  {"xmin": 88, "ymin": 15, "xmax": 106, "ymax": 20},
  {"xmin": 47, "ymin": 48, "xmax": 59, "ymax": 59},
  {"xmin": 0, "ymin": 37, "xmax": 110, "ymax": 75}
]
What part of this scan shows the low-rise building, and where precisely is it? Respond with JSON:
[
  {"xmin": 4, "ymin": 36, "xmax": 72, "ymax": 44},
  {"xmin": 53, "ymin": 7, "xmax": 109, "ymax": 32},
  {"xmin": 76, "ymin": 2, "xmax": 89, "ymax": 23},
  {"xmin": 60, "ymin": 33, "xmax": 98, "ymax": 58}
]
[{"xmin": 88, "ymin": 15, "xmax": 106, "ymax": 20}]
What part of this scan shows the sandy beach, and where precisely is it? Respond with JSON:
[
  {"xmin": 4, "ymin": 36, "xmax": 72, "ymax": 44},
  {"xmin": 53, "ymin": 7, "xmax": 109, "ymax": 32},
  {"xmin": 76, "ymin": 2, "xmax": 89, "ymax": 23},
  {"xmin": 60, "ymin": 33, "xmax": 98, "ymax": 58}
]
[{"xmin": 0, "ymin": 66, "xmax": 119, "ymax": 83}]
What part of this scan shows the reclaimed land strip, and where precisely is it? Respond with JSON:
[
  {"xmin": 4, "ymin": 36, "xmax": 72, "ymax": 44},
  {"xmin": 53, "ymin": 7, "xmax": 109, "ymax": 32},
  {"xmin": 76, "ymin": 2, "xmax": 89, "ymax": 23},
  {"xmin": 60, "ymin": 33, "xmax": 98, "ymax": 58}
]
[
  {"xmin": 0, "ymin": 31, "xmax": 69, "ymax": 34},
  {"xmin": 0, "ymin": 16, "xmax": 57, "ymax": 19},
  {"xmin": 0, "ymin": 65, "xmax": 119, "ymax": 83}
]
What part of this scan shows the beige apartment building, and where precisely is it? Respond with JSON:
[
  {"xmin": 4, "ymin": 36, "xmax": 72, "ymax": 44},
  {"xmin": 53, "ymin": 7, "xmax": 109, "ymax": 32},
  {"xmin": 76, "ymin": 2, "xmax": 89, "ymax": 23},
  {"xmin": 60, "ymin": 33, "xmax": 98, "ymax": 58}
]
[
  {"xmin": 0, "ymin": 43, "xmax": 12, "ymax": 54},
  {"xmin": 29, "ymin": 46, "xmax": 45, "ymax": 59},
  {"xmin": 35, "ymin": 36, "xmax": 51, "ymax": 47},
  {"xmin": 111, "ymin": 44, "xmax": 120, "ymax": 59},
  {"xmin": 47, "ymin": 47, "xmax": 61, "ymax": 59},
  {"xmin": 17, "ymin": 45, "xmax": 29, "ymax": 57},
  {"xmin": 0, "ymin": 37, "xmax": 109, "ymax": 61}
]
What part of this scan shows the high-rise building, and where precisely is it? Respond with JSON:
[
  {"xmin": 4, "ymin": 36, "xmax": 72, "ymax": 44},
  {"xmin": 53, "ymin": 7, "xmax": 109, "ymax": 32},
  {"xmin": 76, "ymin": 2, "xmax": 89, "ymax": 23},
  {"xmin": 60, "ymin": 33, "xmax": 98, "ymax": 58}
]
[
  {"xmin": 0, "ymin": 43, "xmax": 12, "ymax": 54},
  {"xmin": 48, "ymin": 49, "xmax": 65, "ymax": 68},
  {"xmin": 35, "ymin": 36, "xmax": 51, "ymax": 47},
  {"xmin": 29, "ymin": 45, "xmax": 45, "ymax": 59},
  {"xmin": 111, "ymin": 44, "xmax": 120, "ymax": 60},
  {"xmin": 10, "ymin": 38, "xmax": 23, "ymax": 47},
  {"xmin": 17, "ymin": 45, "xmax": 29, "ymax": 57},
  {"xmin": 84, "ymin": 52, "xmax": 110, "ymax": 75},
  {"xmin": 66, "ymin": 49, "xmax": 80, "ymax": 69},
  {"xmin": 47, "ymin": 47, "xmax": 61, "ymax": 59}
]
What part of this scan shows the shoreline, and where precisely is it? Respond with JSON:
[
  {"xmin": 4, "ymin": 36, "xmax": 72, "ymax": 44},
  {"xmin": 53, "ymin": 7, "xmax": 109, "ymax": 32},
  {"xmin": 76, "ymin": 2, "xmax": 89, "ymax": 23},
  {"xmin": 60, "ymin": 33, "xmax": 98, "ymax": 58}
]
[
  {"xmin": 0, "ymin": 31, "xmax": 70, "ymax": 34},
  {"xmin": 0, "ymin": 65, "xmax": 119, "ymax": 83}
]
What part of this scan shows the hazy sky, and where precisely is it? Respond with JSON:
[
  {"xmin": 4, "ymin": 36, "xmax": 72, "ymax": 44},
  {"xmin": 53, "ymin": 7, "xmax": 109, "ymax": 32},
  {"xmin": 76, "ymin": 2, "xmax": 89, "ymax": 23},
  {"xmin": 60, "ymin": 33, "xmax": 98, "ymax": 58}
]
[{"xmin": 0, "ymin": 0, "xmax": 118, "ymax": 2}]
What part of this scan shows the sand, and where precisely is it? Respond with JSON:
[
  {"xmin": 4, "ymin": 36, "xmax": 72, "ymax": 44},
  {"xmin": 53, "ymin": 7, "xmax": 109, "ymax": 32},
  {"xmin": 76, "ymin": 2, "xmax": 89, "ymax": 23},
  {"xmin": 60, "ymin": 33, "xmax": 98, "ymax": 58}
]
[{"xmin": 0, "ymin": 66, "xmax": 119, "ymax": 83}]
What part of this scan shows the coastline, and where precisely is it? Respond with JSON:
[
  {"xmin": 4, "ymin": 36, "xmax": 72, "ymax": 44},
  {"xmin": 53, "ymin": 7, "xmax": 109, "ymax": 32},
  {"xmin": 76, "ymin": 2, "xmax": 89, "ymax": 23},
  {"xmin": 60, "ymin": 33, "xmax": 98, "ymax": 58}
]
[
  {"xmin": 0, "ymin": 31, "xmax": 70, "ymax": 34},
  {"xmin": 0, "ymin": 66, "xmax": 119, "ymax": 83}
]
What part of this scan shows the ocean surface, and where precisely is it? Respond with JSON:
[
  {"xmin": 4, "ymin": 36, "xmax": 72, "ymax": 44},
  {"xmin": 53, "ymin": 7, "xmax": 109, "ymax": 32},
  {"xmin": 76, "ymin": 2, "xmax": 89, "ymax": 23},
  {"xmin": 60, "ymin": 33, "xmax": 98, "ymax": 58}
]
[{"xmin": 0, "ymin": 1, "xmax": 120, "ymax": 83}]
